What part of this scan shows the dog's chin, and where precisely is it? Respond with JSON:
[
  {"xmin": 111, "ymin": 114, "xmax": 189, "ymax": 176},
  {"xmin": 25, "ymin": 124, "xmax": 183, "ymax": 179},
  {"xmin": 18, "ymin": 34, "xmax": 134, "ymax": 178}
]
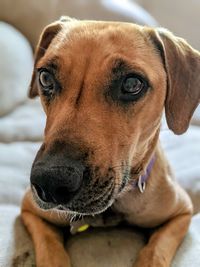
[
  {"xmin": 54, "ymin": 200, "xmax": 115, "ymax": 216},
  {"xmin": 31, "ymin": 186, "xmax": 115, "ymax": 216}
]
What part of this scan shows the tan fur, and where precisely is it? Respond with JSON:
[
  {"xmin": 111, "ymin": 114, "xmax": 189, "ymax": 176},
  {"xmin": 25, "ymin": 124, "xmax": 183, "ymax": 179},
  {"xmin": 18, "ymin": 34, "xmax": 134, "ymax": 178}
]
[{"xmin": 21, "ymin": 17, "xmax": 200, "ymax": 267}]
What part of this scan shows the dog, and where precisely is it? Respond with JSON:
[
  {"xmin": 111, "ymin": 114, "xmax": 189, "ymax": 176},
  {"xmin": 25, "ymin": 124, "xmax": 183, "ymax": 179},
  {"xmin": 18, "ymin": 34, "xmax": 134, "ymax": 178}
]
[{"xmin": 21, "ymin": 16, "xmax": 200, "ymax": 267}]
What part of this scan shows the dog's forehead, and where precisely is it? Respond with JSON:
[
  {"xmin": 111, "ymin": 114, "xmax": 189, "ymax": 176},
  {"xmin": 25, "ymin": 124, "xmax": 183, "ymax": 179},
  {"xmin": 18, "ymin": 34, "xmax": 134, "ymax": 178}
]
[
  {"xmin": 45, "ymin": 21, "xmax": 153, "ymax": 62},
  {"xmin": 59, "ymin": 21, "xmax": 144, "ymax": 47}
]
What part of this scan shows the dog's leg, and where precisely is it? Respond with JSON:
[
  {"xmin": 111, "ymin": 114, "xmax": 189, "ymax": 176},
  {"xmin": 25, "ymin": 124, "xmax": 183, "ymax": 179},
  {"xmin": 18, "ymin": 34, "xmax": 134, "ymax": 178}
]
[
  {"xmin": 133, "ymin": 212, "xmax": 192, "ymax": 267},
  {"xmin": 21, "ymin": 189, "xmax": 71, "ymax": 267}
]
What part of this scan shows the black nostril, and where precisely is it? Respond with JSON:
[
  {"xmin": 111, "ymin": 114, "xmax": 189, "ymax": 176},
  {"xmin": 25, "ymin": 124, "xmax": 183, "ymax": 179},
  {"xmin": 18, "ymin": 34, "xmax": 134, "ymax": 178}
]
[
  {"xmin": 54, "ymin": 186, "xmax": 73, "ymax": 204},
  {"xmin": 32, "ymin": 184, "xmax": 54, "ymax": 203}
]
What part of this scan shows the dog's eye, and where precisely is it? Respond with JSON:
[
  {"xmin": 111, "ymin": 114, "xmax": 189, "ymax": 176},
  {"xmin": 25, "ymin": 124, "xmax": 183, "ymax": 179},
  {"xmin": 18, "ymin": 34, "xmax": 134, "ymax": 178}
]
[
  {"xmin": 38, "ymin": 69, "xmax": 58, "ymax": 99},
  {"xmin": 122, "ymin": 76, "xmax": 145, "ymax": 95},
  {"xmin": 39, "ymin": 70, "xmax": 54, "ymax": 89},
  {"xmin": 119, "ymin": 74, "xmax": 148, "ymax": 102}
]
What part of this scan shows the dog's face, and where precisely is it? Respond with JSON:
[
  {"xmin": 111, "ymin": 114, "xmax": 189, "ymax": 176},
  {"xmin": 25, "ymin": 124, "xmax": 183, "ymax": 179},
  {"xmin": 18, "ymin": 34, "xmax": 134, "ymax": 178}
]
[{"xmin": 30, "ymin": 18, "xmax": 200, "ymax": 215}]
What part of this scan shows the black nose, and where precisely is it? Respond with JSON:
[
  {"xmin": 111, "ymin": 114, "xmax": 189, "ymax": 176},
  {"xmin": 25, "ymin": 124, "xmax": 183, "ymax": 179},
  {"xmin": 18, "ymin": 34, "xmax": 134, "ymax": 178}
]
[{"xmin": 31, "ymin": 158, "xmax": 84, "ymax": 205}]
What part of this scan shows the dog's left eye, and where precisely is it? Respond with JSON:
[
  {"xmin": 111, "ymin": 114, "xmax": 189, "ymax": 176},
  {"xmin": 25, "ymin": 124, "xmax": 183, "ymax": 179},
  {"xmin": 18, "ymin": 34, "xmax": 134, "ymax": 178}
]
[
  {"xmin": 108, "ymin": 73, "xmax": 149, "ymax": 104},
  {"xmin": 121, "ymin": 75, "xmax": 147, "ymax": 97},
  {"xmin": 122, "ymin": 76, "xmax": 143, "ymax": 94}
]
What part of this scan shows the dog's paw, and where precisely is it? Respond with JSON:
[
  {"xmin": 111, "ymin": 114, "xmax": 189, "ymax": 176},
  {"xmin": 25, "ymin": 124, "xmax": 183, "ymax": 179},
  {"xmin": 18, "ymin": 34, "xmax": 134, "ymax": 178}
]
[
  {"xmin": 133, "ymin": 258, "xmax": 167, "ymax": 267},
  {"xmin": 133, "ymin": 247, "xmax": 169, "ymax": 267},
  {"xmin": 36, "ymin": 250, "xmax": 71, "ymax": 267},
  {"xmin": 134, "ymin": 260, "xmax": 166, "ymax": 267}
]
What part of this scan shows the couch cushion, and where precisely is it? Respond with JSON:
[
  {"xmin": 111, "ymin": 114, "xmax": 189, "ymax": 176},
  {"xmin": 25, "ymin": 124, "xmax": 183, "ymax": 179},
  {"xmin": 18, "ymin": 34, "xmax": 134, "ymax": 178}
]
[
  {"xmin": 0, "ymin": 22, "xmax": 33, "ymax": 116},
  {"xmin": 0, "ymin": 100, "xmax": 45, "ymax": 143},
  {"xmin": 0, "ymin": 142, "xmax": 40, "ymax": 206}
]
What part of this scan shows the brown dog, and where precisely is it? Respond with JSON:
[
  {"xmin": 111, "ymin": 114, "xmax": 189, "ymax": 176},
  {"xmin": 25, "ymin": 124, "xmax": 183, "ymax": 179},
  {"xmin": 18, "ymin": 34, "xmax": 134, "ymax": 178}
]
[{"xmin": 21, "ymin": 16, "xmax": 200, "ymax": 267}]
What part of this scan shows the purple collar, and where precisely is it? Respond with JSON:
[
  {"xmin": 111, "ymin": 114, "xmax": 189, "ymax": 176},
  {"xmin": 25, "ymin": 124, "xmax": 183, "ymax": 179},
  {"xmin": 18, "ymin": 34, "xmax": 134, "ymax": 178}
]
[{"xmin": 132, "ymin": 156, "xmax": 156, "ymax": 193}]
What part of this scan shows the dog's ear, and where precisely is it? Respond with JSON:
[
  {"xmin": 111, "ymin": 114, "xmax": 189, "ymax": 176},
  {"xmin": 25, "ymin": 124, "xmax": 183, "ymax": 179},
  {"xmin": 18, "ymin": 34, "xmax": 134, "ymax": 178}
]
[
  {"xmin": 148, "ymin": 28, "xmax": 200, "ymax": 134},
  {"xmin": 29, "ymin": 16, "xmax": 75, "ymax": 98}
]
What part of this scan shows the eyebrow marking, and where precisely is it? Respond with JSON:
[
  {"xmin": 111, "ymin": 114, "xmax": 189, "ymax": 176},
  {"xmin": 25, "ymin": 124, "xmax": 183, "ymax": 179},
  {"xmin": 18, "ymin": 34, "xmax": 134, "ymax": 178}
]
[
  {"xmin": 36, "ymin": 56, "xmax": 60, "ymax": 71},
  {"xmin": 104, "ymin": 57, "xmax": 151, "ymax": 105},
  {"xmin": 110, "ymin": 58, "xmax": 149, "ymax": 81}
]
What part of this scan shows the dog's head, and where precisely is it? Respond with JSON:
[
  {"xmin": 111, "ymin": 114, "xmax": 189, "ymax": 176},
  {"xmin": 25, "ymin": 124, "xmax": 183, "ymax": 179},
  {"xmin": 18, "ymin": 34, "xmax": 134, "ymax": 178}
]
[{"xmin": 29, "ymin": 17, "xmax": 200, "ymax": 215}]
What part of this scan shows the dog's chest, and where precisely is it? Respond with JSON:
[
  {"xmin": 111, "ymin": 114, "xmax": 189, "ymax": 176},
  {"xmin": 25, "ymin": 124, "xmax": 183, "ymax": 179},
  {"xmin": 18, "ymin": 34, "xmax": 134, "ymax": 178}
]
[{"xmin": 112, "ymin": 189, "xmax": 158, "ymax": 227}]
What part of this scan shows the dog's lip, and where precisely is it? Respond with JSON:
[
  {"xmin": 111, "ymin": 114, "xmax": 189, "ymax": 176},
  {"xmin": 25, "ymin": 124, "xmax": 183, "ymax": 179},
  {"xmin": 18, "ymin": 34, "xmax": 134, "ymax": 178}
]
[
  {"xmin": 31, "ymin": 184, "xmax": 114, "ymax": 216},
  {"xmin": 54, "ymin": 197, "xmax": 115, "ymax": 216},
  {"xmin": 45, "ymin": 199, "xmax": 114, "ymax": 216},
  {"xmin": 53, "ymin": 206, "xmax": 106, "ymax": 216}
]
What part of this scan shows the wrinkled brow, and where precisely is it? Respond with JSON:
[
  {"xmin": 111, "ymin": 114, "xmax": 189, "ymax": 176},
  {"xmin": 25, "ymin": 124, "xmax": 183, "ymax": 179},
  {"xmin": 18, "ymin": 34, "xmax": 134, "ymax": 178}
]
[
  {"xmin": 36, "ymin": 56, "xmax": 60, "ymax": 71},
  {"xmin": 110, "ymin": 58, "xmax": 149, "ymax": 82}
]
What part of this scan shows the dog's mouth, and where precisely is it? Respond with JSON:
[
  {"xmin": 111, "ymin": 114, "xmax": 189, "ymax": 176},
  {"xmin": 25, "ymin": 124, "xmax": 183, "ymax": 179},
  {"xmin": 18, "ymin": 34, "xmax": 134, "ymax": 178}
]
[
  {"xmin": 31, "ymin": 169, "xmax": 130, "ymax": 216},
  {"xmin": 31, "ymin": 162, "xmax": 132, "ymax": 216},
  {"xmin": 31, "ymin": 180, "xmax": 116, "ymax": 216}
]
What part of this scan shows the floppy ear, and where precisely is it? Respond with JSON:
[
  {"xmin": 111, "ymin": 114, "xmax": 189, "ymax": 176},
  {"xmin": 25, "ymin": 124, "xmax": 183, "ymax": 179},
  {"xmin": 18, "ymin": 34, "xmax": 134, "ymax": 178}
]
[
  {"xmin": 29, "ymin": 16, "xmax": 74, "ymax": 98},
  {"xmin": 148, "ymin": 28, "xmax": 200, "ymax": 134}
]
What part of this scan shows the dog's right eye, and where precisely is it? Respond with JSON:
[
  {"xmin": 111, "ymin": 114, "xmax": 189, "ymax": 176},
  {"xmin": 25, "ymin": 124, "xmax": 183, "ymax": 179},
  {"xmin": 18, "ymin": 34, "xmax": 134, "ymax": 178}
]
[
  {"xmin": 38, "ymin": 69, "xmax": 57, "ymax": 98},
  {"xmin": 39, "ymin": 70, "xmax": 54, "ymax": 88}
]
